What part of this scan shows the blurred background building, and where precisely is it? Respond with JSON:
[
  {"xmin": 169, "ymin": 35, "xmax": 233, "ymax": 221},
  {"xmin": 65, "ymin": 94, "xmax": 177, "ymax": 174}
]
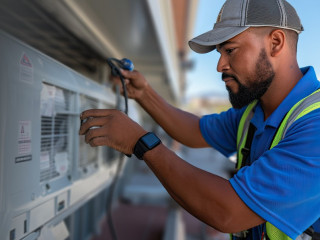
[{"xmin": 0, "ymin": 1, "xmax": 232, "ymax": 240}]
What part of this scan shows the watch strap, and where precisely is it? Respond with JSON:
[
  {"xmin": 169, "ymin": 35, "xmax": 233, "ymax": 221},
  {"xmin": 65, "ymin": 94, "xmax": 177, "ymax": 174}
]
[{"xmin": 133, "ymin": 132, "xmax": 161, "ymax": 160}]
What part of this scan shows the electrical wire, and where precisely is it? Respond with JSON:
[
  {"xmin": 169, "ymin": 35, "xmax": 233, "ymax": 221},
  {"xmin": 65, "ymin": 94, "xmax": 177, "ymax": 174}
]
[
  {"xmin": 106, "ymin": 152, "xmax": 125, "ymax": 240},
  {"xmin": 105, "ymin": 66, "xmax": 130, "ymax": 240}
]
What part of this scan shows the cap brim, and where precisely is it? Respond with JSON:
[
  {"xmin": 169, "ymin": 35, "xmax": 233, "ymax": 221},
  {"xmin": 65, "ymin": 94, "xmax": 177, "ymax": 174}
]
[{"xmin": 188, "ymin": 26, "xmax": 249, "ymax": 54}]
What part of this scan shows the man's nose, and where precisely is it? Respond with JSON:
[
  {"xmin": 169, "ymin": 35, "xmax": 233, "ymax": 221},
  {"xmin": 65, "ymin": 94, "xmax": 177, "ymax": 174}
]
[{"xmin": 217, "ymin": 55, "xmax": 230, "ymax": 72}]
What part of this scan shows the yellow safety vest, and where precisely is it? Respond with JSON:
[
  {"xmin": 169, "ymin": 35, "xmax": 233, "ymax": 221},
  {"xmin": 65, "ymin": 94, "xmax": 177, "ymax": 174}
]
[{"xmin": 235, "ymin": 89, "xmax": 320, "ymax": 240}]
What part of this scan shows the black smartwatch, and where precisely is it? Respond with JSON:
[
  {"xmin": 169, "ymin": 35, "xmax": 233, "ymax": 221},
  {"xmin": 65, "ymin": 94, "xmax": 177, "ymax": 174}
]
[{"xmin": 133, "ymin": 132, "xmax": 161, "ymax": 160}]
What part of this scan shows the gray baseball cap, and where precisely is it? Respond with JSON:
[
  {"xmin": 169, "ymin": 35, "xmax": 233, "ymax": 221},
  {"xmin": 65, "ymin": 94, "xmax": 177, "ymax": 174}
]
[{"xmin": 189, "ymin": 0, "xmax": 304, "ymax": 54}]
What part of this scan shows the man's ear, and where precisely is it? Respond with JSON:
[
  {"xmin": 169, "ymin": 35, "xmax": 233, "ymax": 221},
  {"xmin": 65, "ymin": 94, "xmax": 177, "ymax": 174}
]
[{"xmin": 269, "ymin": 29, "xmax": 285, "ymax": 57}]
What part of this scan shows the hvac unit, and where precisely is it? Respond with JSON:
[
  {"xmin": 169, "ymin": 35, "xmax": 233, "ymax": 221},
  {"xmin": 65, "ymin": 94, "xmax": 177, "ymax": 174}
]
[{"xmin": 0, "ymin": 30, "xmax": 128, "ymax": 240}]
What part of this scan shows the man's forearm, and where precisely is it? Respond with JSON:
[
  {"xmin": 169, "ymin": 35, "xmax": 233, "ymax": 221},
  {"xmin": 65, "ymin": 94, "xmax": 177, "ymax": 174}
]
[
  {"xmin": 136, "ymin": 85, "xmax": 208, "ymax": 148},
  {"xmin": 143, "ymin": 144, "xmax": 265, "ymax": 233}
]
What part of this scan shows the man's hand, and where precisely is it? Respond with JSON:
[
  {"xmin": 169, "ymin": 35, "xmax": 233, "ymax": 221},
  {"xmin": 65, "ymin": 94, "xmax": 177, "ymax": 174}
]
[
  {"xmin": 111, "ymin": 68, "xmax": 208, "ymax": 149},
  {"xmin": 111, "ymin": 69, "xmax": 149, "ymax": 101},
  {"xmin": 79, "ymin": 109, "xmax": 147, "ymax": 155}
]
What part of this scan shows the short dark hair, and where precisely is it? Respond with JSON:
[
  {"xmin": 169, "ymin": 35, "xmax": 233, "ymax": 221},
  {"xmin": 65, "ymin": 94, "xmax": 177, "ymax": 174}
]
[
  {"xmin": 282, "ymin": 28, "xmax": 299, "ymax": 53},
  {"xmin": 251, "ymin": 27, "xmax": 299, "ymax": 54}
]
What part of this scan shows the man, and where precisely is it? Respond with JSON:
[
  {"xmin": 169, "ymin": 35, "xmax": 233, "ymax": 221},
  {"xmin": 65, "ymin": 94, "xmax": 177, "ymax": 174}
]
[{"xmin": 79, "ymin": 0, "xmax": 320, "ymax": 239}]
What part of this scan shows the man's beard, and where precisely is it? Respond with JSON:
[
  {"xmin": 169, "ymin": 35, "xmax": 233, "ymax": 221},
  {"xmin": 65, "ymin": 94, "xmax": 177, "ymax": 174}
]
[{"xmin": 225, "ymin": 48, "xmax": 275, "ymax": 109}]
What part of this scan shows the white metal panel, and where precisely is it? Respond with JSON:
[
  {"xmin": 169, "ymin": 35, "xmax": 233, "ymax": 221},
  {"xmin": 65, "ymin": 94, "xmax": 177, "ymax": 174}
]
[{"xmin": 29, "ymin": 199, "xmax": 55, "ymax": 232}]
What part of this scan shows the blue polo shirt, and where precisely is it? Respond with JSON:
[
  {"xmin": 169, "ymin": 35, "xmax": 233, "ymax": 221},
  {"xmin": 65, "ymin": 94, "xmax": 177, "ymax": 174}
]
[{"xmin": 200, "ymin": 66, "xmax": 320, "ymax": 239}]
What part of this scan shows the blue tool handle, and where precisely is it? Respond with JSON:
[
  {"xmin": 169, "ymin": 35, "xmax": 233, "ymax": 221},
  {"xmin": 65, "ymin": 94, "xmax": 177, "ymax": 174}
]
[{"xmin": 120, "ymin": 58, "xmax": 134, "ymax": 71}]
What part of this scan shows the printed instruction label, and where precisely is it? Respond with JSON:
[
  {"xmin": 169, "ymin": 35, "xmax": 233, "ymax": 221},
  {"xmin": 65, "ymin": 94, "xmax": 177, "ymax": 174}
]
[
  {"xmin": 55, "ymin": 152, "xmax": 69, "ymax": 175},
  {"xmin": 17, "ymin": 121, "xmax": 32, "ymax": 157},
  {"xmin": 15, "ymin": 155, "xmax": 32, "ymax": 163},
  {"xmin": 19, "ymin": 53, "xmax": 34, "ymax": 84},
  {"xmin": 41, "ymin": 83, "xmax": 56, "ymax": 117}
]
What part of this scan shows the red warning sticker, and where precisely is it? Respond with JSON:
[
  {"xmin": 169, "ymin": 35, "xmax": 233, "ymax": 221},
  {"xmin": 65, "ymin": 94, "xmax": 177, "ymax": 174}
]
[
  {"xmin": 20, "ymin": 53, "xmax": 32, "ymax": 67},
  {"xmin": 19, "ymin": 53, "xmax": 33, "ymax": 83}
]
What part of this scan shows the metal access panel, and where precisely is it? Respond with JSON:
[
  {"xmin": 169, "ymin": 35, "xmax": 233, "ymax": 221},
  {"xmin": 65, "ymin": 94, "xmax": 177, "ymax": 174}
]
[{"xmin": 0, "ymin": 30, "xmax": 122, "ymax": 240}]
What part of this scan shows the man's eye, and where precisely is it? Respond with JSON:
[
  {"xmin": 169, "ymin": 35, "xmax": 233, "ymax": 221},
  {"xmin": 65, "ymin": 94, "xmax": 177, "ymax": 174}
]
[{"xmin": 226, "ymin": 48, "xmax": 235, "ymax": 54}]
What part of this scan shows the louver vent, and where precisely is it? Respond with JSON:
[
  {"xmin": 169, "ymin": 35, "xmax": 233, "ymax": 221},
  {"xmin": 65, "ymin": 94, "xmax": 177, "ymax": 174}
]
[{"xmin": 40, "ymin": 83, "xmax": 72, "ymax": 182}]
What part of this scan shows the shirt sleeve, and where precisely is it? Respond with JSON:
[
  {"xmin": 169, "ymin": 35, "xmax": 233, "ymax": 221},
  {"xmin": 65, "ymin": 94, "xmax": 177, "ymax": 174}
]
[
  {"xmin": 199, "ymin": 107, "xmax": 245, "ymax": 157},
  {"xmin": 230, "ymin": 109, "xmax": 320, "ymax": 239}
]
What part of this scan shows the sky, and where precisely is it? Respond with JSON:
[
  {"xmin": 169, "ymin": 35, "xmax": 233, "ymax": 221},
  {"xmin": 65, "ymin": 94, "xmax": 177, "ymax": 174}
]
[{"xmin": 185, "ymin": 0, "xmax": 320, "ymax": 100}]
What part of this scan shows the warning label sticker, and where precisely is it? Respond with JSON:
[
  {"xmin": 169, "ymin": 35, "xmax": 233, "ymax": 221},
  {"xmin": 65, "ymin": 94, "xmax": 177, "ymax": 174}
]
[
  {"xmin": 19, "ymin": 53, "xmax": 33, "ymax": 84},
  {"xmin": 17, "ymin": 121, "xmax": 32, "ymax": 161}
]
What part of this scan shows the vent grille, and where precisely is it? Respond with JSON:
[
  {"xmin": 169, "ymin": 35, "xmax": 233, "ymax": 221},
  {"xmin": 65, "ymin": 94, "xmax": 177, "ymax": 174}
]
[{"xmin": 40, "ymin": 83, "xmax": 72, "ymax": 183}]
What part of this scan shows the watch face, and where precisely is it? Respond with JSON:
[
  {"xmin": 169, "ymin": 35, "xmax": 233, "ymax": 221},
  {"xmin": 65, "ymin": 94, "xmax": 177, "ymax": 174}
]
[{"xmin": 142, "ymin": 133, "xmax": 161, "ymax": 148}]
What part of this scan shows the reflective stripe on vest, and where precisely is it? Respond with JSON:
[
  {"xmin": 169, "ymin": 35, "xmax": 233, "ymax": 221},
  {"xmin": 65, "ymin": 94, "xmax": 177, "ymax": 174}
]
[{"xmin": 235, "ymin": 89, "xmax": 320, "ymax": 240}]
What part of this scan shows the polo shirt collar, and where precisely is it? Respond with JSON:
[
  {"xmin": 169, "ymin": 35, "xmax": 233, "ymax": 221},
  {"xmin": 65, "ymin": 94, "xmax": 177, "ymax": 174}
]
[{"xmin": 251, "ymin": 66, "xmax": 320, "ymax": 129}]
